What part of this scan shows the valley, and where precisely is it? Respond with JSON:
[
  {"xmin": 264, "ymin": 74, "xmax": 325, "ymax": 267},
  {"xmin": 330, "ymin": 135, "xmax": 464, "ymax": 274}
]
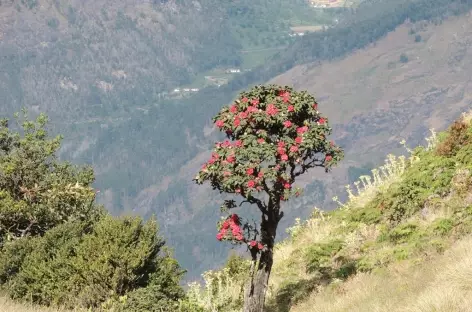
[{"xmin": 1, "ymin": 0, "xmax": 472, "ymax": 283}]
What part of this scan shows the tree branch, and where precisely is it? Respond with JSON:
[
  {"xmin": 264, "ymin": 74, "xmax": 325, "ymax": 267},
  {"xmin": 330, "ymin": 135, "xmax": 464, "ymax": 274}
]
[{"xmin": 240, "ymin": 195, "xmax": 268, "ymax": 214}]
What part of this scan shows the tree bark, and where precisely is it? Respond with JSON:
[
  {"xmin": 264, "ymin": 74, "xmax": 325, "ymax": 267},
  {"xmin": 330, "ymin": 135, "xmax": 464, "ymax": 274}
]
[{"xmin": 243, "ymin": 203, "xmax": 279, "ymax": 312}]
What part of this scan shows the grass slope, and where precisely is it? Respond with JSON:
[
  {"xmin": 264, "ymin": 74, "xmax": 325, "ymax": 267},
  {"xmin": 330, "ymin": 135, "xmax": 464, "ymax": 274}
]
[{"xmin": 187, "ymin": 110, "xmax": 472, "ymax": 311}]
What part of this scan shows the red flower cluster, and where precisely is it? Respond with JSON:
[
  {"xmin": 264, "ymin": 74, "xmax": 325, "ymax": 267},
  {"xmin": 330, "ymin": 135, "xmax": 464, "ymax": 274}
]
[
  {"xmin": 266, "ymin": 104, "xmax": 278, "ymax": 116},
  {"xmin": 279, "ymin": 90, "xmax": 290, "ymax": 103},
  {"xmin": 249, "ymin": 240, "xmax": 264, "ymax": 251},
  {"xmin": 216, "ymin": 214, "xmax": 244, "ymax": 241}
]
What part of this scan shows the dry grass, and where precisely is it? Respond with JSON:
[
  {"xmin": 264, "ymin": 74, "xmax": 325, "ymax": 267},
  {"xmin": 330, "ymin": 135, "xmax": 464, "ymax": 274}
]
[
  {"xmin": 0, "ymin": 296, "xmax": 73, "ymax": 312},
  {"xmin": 290, "ymin": 235, "xmax": 472, "ymax": 312}
]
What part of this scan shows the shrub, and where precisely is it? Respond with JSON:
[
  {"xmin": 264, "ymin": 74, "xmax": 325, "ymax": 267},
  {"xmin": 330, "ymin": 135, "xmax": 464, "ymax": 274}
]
[
  {"xmin": 0, "ymin": 113, "xmax": 103, "ymax": 244},
  {"xmin": 436, "ymin": 119, "xmax": 472, "ymax": 156},
  {"xmin": 7, "ymin": 216, "xmax": 185, "ymax": 310}
]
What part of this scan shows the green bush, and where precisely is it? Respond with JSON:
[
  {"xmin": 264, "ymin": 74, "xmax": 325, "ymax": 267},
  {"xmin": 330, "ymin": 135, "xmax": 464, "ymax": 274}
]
[
  {"xmin": 0, "ymin": 113, "xmax": 104, "ymax": 244},
  {"xmin": 7, "ymin": 216, "xmax": 186, "ymax": 310},
  {"xmin": 368, "ymin": 151, "xmax": 456, "ymax": 223},
  {"xmin": 305, "ymin": 239, "xmax": 344, "ymax": 274}
]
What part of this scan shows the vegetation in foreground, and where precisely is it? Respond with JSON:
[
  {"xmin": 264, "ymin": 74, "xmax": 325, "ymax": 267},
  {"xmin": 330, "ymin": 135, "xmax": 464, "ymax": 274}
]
[
  {"xmin": 0, "ymin": 111, "xmax": 202, "ymax": 311},
  {"xmin": 186, "ymin": 110, "xmax": 472, "ymax": 311},
  {"xmin": 3, "ymin": 96, "xmax": 472, "ymax": 311}
]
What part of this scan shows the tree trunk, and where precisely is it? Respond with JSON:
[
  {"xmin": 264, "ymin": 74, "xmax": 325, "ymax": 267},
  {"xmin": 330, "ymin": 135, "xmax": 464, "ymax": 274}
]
[
  {"xmin": 243, "ymin": 246, "xmax": 274, "ymax": 312},
  {"xmin": 243, "ymin": 209, "xmax": 278, "ymax": 312}
]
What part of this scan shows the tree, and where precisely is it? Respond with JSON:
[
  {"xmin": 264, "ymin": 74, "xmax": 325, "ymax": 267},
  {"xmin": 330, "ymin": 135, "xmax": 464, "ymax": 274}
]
[
  {"xmin": 0, "ymin": 111, "xmax": 103, "ymax": 244},
  {"xmin": 194, "ymin": 84, "xmax": 344, "ymax": 312}
]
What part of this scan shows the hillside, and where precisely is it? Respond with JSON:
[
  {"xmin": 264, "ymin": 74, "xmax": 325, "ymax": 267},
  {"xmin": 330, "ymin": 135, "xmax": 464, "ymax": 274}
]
[
  {"xmin": 125, "ymin": 9, "xmax": 472, "ymax": 277},
  {"xmin": 186, "ymin": 110, "xmax": 472, "ymax": 311},
  {"xmin": 2, "ymin": 0, "xmax": 472, "ymax": 281}
]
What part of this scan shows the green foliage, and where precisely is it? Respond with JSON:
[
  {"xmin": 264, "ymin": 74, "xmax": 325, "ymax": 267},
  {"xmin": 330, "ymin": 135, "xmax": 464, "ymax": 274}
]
[
  {"xmin": 367, "ymin": 150, "xmax": 456, "ymax": 223},
  {"xmin": 383, "ymin": 222, "xmax": 419, "ymax": 243},
  {"xmin": 431, "ymin": 218, "xmax": 454, "ymax": 236},
  {"xmin": 304, "ymin": 239, "xmax": 343, "ymax": 274},
  {"xmin": 0, "ymin": 113, "xmax": 187, "ymax": 311},
  {"xmin": 0, "ymin": 112, "xmax": 103, "ymax": 243},
  {"xmin": 7, "ymin": 215, "xmax": 186, "ymax": 310}
]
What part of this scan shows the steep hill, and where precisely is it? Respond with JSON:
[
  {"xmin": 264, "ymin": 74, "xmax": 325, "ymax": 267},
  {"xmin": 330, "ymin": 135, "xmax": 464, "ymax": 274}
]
[
  {"xmin": 186, "ymin": 110, "xmax": 472, "ymax": 312},
  {"xmin": 126, "ymin": 9, "xmax": 472, "ymax": 277}
]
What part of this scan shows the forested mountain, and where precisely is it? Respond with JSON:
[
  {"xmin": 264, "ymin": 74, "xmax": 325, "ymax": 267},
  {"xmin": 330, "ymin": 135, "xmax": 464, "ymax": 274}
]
[{"xmin": 2, "ymin": 0, "xmax": 472, "ymax": 280}]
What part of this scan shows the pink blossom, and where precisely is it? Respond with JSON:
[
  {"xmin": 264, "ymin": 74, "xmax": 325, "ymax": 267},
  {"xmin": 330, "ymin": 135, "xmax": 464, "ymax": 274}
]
[{"xmin": 266, "ymin": 104, "xmax": 279, "ymax": 116}]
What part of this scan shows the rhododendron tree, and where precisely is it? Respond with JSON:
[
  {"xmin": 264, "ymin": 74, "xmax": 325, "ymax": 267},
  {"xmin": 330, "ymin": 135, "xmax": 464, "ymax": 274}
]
[{"xmin": 194, "ymin": 84, "xmax": 344, "ymax": 312}]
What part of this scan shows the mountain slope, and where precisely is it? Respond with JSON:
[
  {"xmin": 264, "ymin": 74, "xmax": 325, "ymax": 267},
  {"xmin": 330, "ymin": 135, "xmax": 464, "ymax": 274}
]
[
  {"xmin": 187, "ymin": 110, "xmax": 472, "ymax": 312},
  {"xmin": 130, "ymin": 10, "xmax": 472, "ymax": 277}
]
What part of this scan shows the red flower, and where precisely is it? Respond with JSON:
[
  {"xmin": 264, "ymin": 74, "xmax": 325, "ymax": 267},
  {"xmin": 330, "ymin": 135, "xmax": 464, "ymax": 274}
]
[
  {"xmin": 277, "ymin": 147, "xmax": 286, "ymax": 155},
  {"xmin": 279, "ymin": 90, "xmax": 290, "ymax": 98},
  {"xmin": 284, "ymin": 182, "xmax": 291, "ymax": 189},
  {"xmin": 249, "ymin": 240, "xmax": 257, "ymax": 247},
  {"xmin": 208, "ymin": 158, "xmax": 216, "ymax": 164},
  {"xmin": 230, "ymin": 105, "xmax": 238, "ymax": 113},
  {"xmin": 216, "ymin": 120, "xmax": 224, "ymax": 128},
  {"xmin": 246, "ymin": 107, "xmax": 256, "ymax": 114},
  {"xmin": 258, "ymin": 171, "xmax": 264, "ymax": 178},
  {"xmin": 222, "ymin": 140, "xmax": 231, "ymax": 148},
  {"xmin": 246, "ymin": 168, "xmax": 254, "ymax": 175},
  {"xmin": 295, "ymin": 137, "xmax": 303, "ymax": 144},
  {"xmin": 281, "ymin": 154, "xmax": 289, "ymax": 161},
  {"xmin": 247, "ymin": 180, "xmax": 256, "ymax": 188},
  {"xmin": 287, "ymin": 105, "xmax": 294, "ymax": 112},
  {"xmin": 242, "ymin": 97, "xmax": 249, "ymax": 103},
  {"xmin": 319, "ymin": 118, "xmax": 326, "ymax": 125},
  {"xmin": 239, "ymin": 112, "xmax": 248, "ymax": 119},
  {"xmin": 234, "ymin": 118, "xmax": 241, "ymax": 127},
  {"xmin": 266, "ymin": 104, "xmax": 279, "ymax": 116},
  {"xmin": 216, "ymin": 233, "xmax": 224, "ymax": 241},
  {"xmin": 297, "ymin": 126, "xmax": 308, "ymax": 134},
  {"xmin": 283, "ymin": 120, "xmax": 292, "ymax": 128},
  {"xmin": 325, "ymin": 155, "xmax": 333, "ymax": 162},
  {"xmin": 257, "ymin": 243, "xmax": 264, "ymax": 250},
  {"xmin": 251, "ymin": 99, "xmax": 259, "ymax": 106},
  {"xmin": 223, "ymin": 171, "xmax": 231, "ymax": 177},
  {"xmin": 257, "ymin": 138, "xmax": 265, "ymax": 144},
  {"xmin": 313, "ymin": 103, "xmax": 318, "ymax": 110},
  {"xmin": 222, "ymin": 221, "xmax": 230, "ymax": 229},
  {"xmin": 235, "ymin": 140, "xmax": 243, "ymax": 148},
  {"xmin": 235, "ymin": 234, "xmax": 244, "ymax": 241},
  {"xmin": 201, "ymin": 164, "xmax": 207, "ymax": 170},
  {"xmin": 256, "ymin": 186, "xmax": 263, "ymax": 191},
  {"xmin": 278, "ymin": 141, "xmax": 286, "ymax": 148},
  {"xmin": 235, "ymin": 188, "xmax": 241, "ymax": 193},
  {"xmin": 290, "ymin": 145, "xmax": 299, "ymax": 153},
  {"xmin": 227, "ymin": 155, "xmax": 236, "ymax": 163}
]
